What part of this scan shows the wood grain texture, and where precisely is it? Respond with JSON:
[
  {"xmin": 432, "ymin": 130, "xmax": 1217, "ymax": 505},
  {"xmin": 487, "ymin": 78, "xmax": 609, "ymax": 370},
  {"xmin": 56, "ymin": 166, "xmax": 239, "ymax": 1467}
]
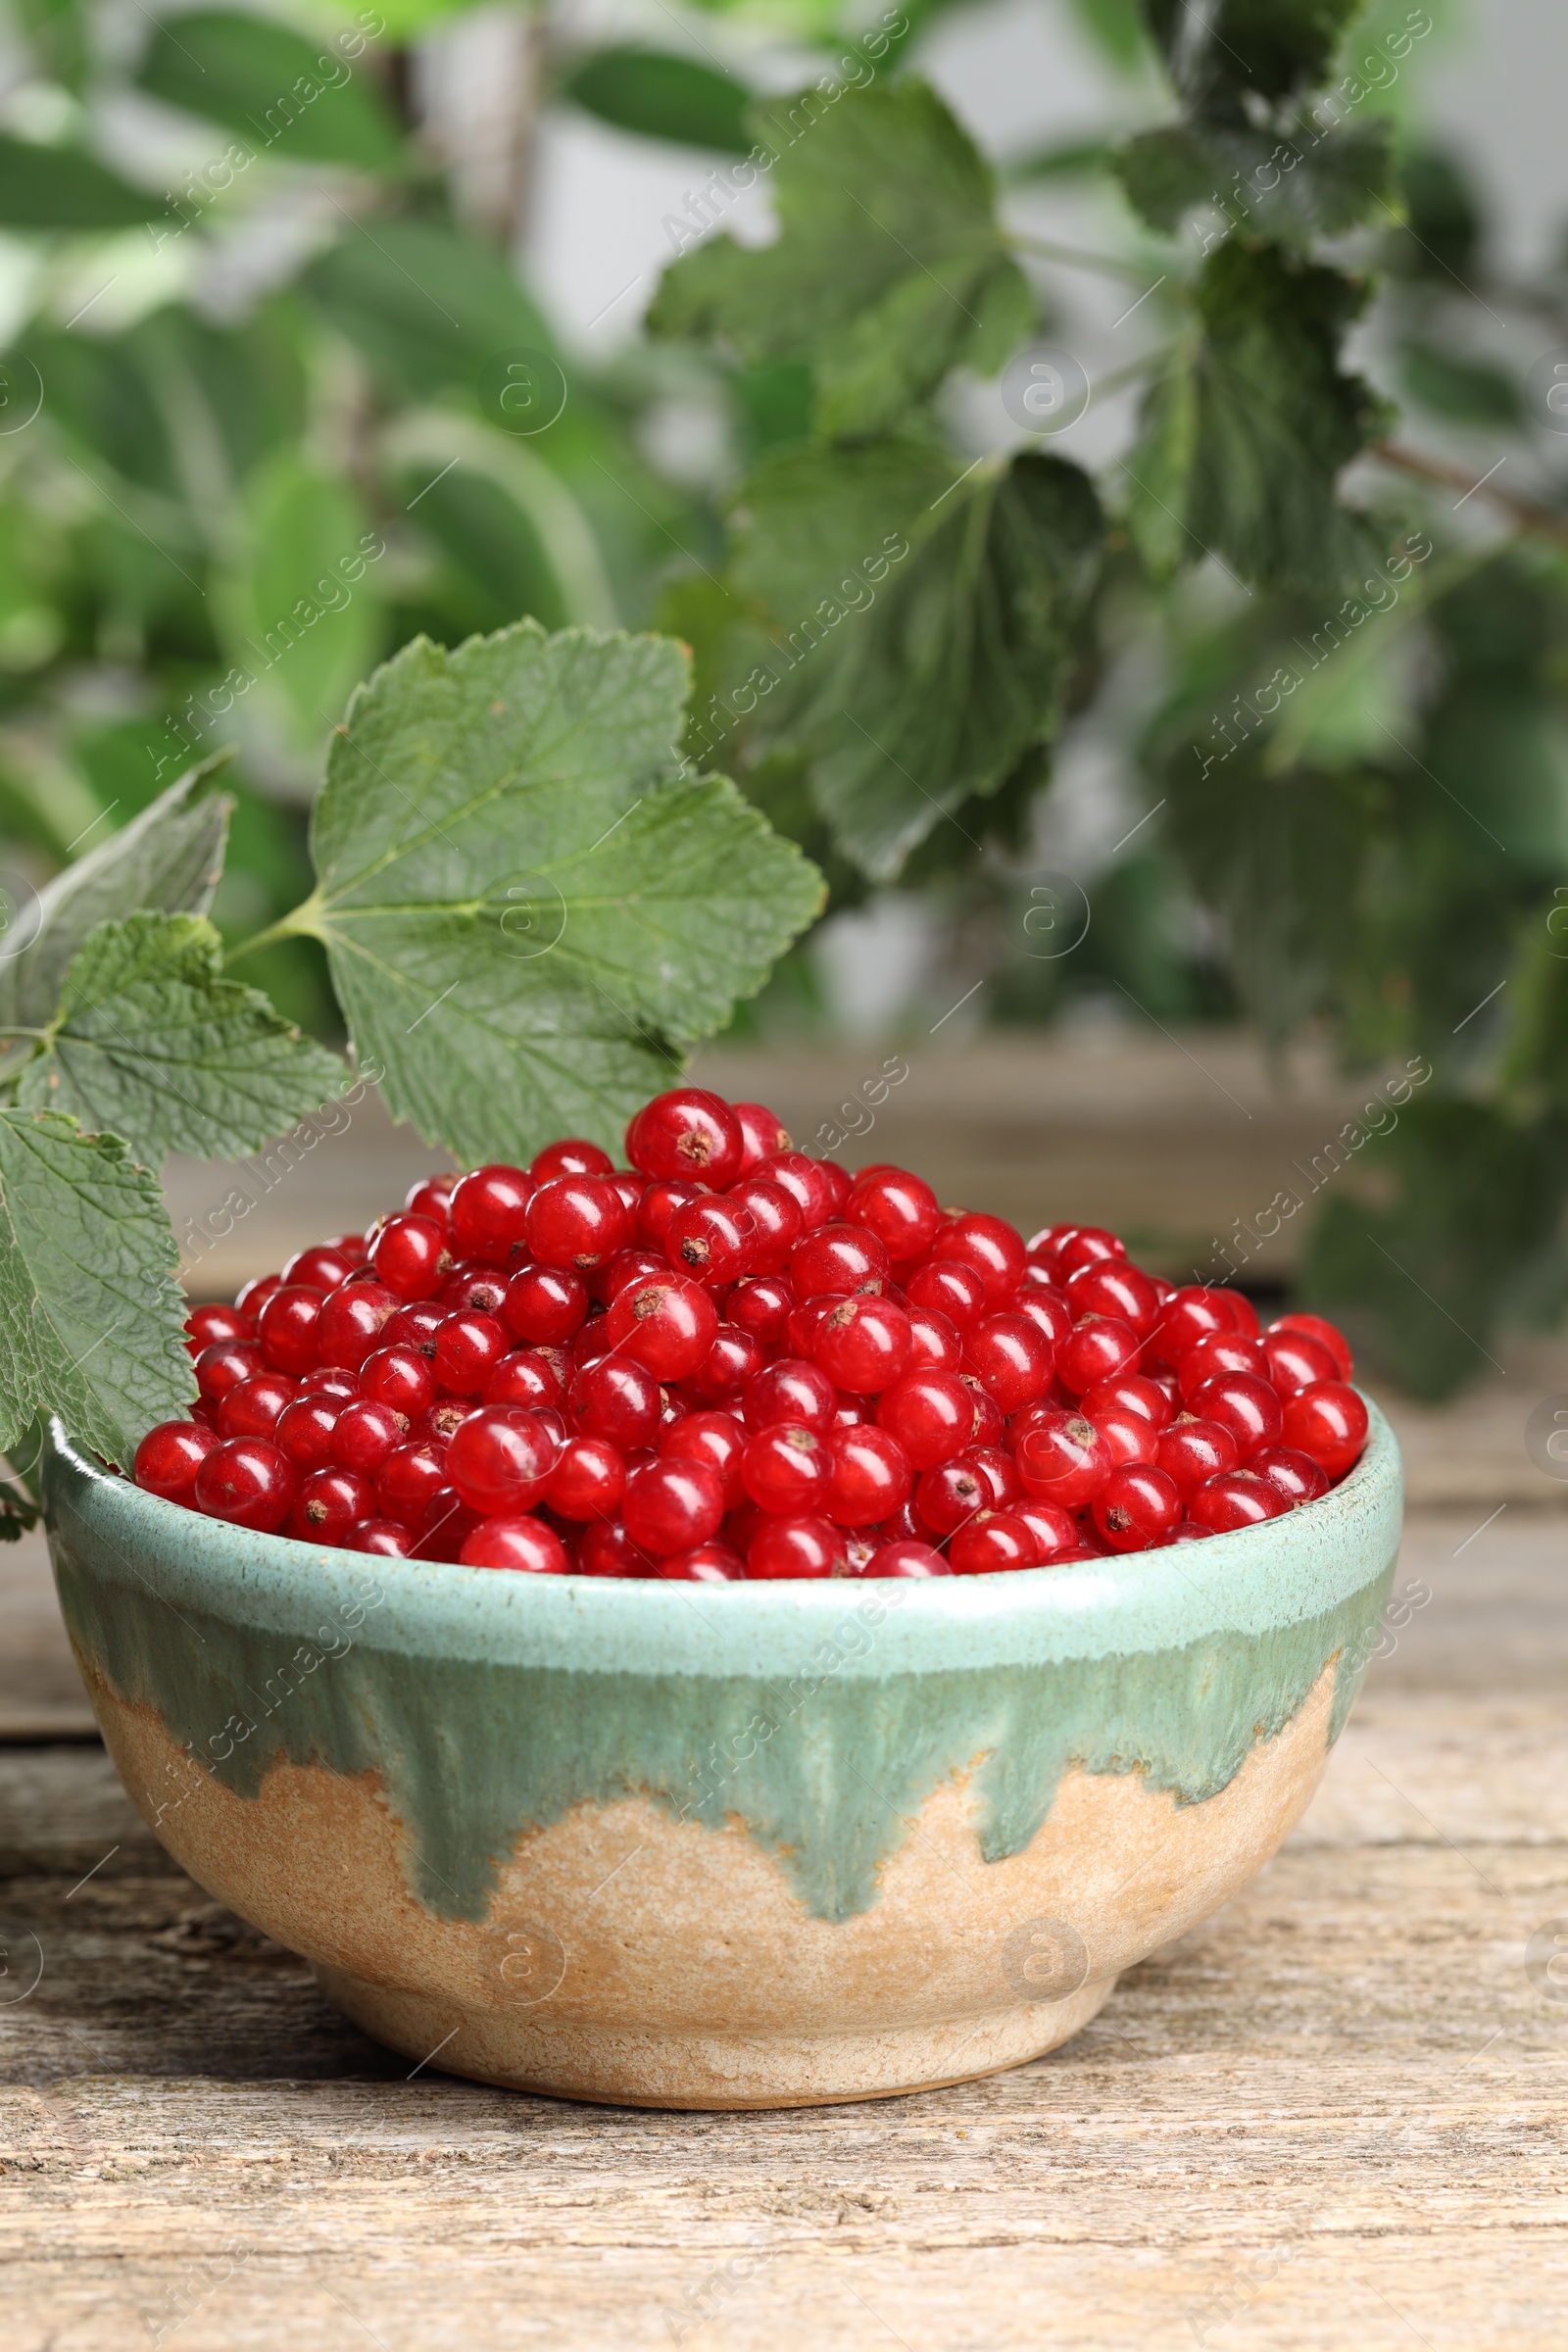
[{"xmin": 3, "ymin": 1508, "xmax": 1567, "ymax": 2348}]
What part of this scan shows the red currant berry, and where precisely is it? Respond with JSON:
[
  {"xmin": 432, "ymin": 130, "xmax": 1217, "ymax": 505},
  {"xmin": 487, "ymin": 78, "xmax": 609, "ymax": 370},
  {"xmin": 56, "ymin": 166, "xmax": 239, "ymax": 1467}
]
[
  {"xmin": 905, "ymin": 1302, "xmax": 961, "ymax": 1373},
  {"xmin": 747, "ymin": 1515, "xmax": 846, "ymax": 1580},
  {"xmin": 483, "ymin": 1348, "xmax": 563, "ymax": 1411},
  {"xmin": 860, "ymin": 1539, "xmax": 950, "ymax": 1578},
  {"xmin": 413, "ymin": 1398, "xmax": 472, "ymax": 1446},
  {"xmin": 914, "ymin": 1455, "xmax": 991, "ymax": 1537},
  {"xmin": 1056, "ymin": 1315, "xmax": 1141, "ymax": 1396},
  {"xmin": 785, "ymin": 1296, "xmax": 834, "ymax": 1358},
  {"xmin": 790, "ymin": 1222, "xmax": 888, "ymax": 1300},
  {"xmin": 1188, "ymin": 1371, "xmax": 1283, "ymax": 1456},
  {"xmin": 460, "ymin": 1515, "xmax": 569, "ymax": 1574},
  {"xmin": 1250, "ymin": 1446, "xmax": 1331, "ymax": 1507},
  {"xmin": 635, "ymin": 1179, "xmax": 700, "ymax": 1250},
  {"xmin": 825, "ymin": 1425, "xmax": 911, "ymax": 1527},
  {"xmin": 960, "ymin": 1311, "xmax": 1053, "ymax": 1411},
  {"xmin": 570, "ymin": 1353, "xmax": 662, "ymax": 1450},
  {"xmin": 759, "ymin": 1150, "xmax": 837, "ymax": 1227},
  {"xmin": 1211, "ymin": 1288, "xmax": 1260, "ymax": 1337},
  {"xmin": 930, "ymin": 1212, "xmax": 1027, "ymax": 1304},
  {"xmin": 1092, "ymin": 1462, "xmax": 1181, "ymax": 1552},
  {"xmin": 968, "ymin": 1446, "xmax": 1019, "ymax": 1507},
  {"xmin": 1268, "ymin": 1311, "xmax": 1352, "ymax": 1382},
  {"xmin": 1054, "ymin": 1226, "xmax": 1126, "ymax": 1276},
  {"xmin": 1176, "ymin": 1332, "xmax": 1270, "ymax": 1398},
  {"xmin": 1262, "ymin": 1328, "xmax": 1340, "ymax": 1395},
  {"xmin": 449, "ymin": 1164, "xmax": 533, "ymax": 1264},
  {"xmin": 662, "ymin": 1409, "xmax": 747, "ymax": 1507},
  {"xmin": 875, "ymin": 1369, "xmax": 972, "ymax": 1468},
  {"xmin": 291, "ymin": 1468, "xmax": 374, "ymax": 1544},
  {"xmin": 503, "ymin": 1262, "xmax": 588, "ymax": 1346},
  {"xmin": 1147, "ymin": 1285, "xmax": 1234, "ymax": 1364},
  {"xmin": 905, "ymin": 1258, "xmax": 987, "ymax": 1328},
  {"xmin": 447, "ymin": 1405, "xmax": 559, "ymax": 1515},
  {"xmin": 693, "ymin": 1324, "xmax": 763, "ymax": 1406},
  {"xmin": 812, "ymin": 1296, "xmax": 911, "ymax": 1394},
  {"xmin": 605, "ymin": 1277, "xmax": 717, "ymax": 1379},
  {"xmin": 256, "ymin": 1287, "xmax": 325, "ymax": 1376},
  {"xmin": 434, "ymin": 1308, "xmax": 510, "ymax": 1396},
  {"xmin": 1082, "ymin": 1373, "xmax": 1172, "ymax": 1428},
  {"xmin": 1171, "ymin": 1523, "xmax": 1215, "ymax": 1544},
  {"xmin": 348, "ymin": 1518, "xmax": 417, "ymax": 1556},
  {"xmin": 1153, "ymin": 1415, "xmax": 1240, "ymax": 1498},
  {"xmin": 1188, "ymin": 1470, "xmax": 1289, "ymax": 1532},
  {"xmin": 575, "ymin": 1518, "xmax": 655, "ymax": 1577},
  {"xmin": 218, "ymin": 1372, "xmax": 298, "ymax": 1441},
  {"xmin": 282, "ymin": 1243, "xmax": 358, "ymax": 1294},
  {"xmin": 743, "ymin": 1356, "xmax": 835, "ymax": 1433},
  {"xmin": 728, "ymin": 1275, "xmax": 795, "ymax": 1348},
  {"xmin": 274, "ymin": 1395, "xmax": 345, "ymax": 1474},
  {"xmin": 315, "ymin": 1281, "xmax": 401, "ymax": 1371},
  {"xmin": 1012, "ymin": 1498, "xmax": 1079, "ymax": 1561},
  {"xmin": 524, "ymin": 1175, "xmax": 630, "ymax": 1271},
  {"xmin": 1093, "ymin": 1405, "xmax": 1159, "ymax": 1467},
  {"xmin": 412, "ymin": 1490, "xmax": 481, "ymax": 1562},
  {"xmin": 659, "ymin": 1540, "xmax": 744, "ymax": 1583},
  {"xmin": 195, "ymin": 1338, "xmax": 266, "ymax": 1404},
  {"xmin": 441, "ymin": 1263, "xmax": 511, "ymax": 1317},
  {"xmin": 530, "ymin": 1138, "xmax": 613, "ymax": 1183},
  {"xmin": 594, "ymin": 1248, "xmax": 669, "ymax": 1304},
  {"xmin": 375, "ymin": 1444, "xmax": 451, "ymax": 1524},
  {"xmin": 194, "ymin": 1438, "xmax": 296, "ymax": 1531},
  {"xmin": 624, "ymin": 1458, "xmax": 725, "ymax": 1555},
  {"xmin": 1279, "ymin": 1381, "xmax": 1367, "ymax": 1479},
  {"xmin": 1008, "ymin": 1285, "xmax": 1074, "ymax": 1355},
  {"xmin": 1015, "ymin": 1410, "xmax": 1112, "ymax": 1507},
  {"xmin": 359, "ymin": 1344, "xmax": 435, "ymax": 1421},
  {"xmin": 381, "ymin": 1301, "xmax": 448, "ymax": 1361},
  {"xmin": 742, "ymin": 1423, "xmax": 830, "ymax": 1513},
  {"xmin": 134, "ymin": 1420, "xmax": 220, "ymax": 1505},
  {"xmin": 331, "ymin": 1398, "xmax": 408, "ymax": 1476},
  {"xmin": 1064, "ymin": 1258, "xmax": 1160, "ymax": 1338},
  {"xmin": 847, "ymin": 1168, "xmax": 941, "ymax": 1264},
  {"xmin": 723, "ymin": 1177, "xmax": 802, "ymax": 1277},
  {"xmin": 626, "ymin": 1088, "xmax": 744, "ymax": 1189},
  {"xmin": 371, "ymin": 1213, "xmax": 451, "ymax": 1301},
  {"xmin": 184, "ymin": 1303, "xmax": 253, "ymax": 1351},
  {"xmin": 665, "ymin": 1195, "xmax": 755, "ymax": 1286},
  {"xmin": 405, "ymin": 1172, "xmax": 459, "ymax": 1224},
  {"xmin": 732, "ymin": 1100, "xmax": 792, "ymax": 1175},
  {"xmin": 950, "ymin": 1510, "xmax": 1040, "ymax": 1575},
  {"xmin": 546, "ymin": 1435, "xmax": 627, "ymax": 1521},
  {"xmin": 235, "ymin": 1271, "xmax": 283, "ymax": 1317}
]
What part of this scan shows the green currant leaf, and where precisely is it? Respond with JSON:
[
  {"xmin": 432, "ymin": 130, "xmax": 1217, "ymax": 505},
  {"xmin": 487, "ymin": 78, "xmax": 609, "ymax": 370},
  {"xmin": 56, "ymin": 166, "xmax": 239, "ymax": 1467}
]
[
  {"xmin": 1141, "ymin": 0, "xmax": 1370, "ymax": 109},
  {"xmin": 723, "ymin": 439, "xmax": 1104, "ymax": 879},
  {"xmin": 0, "ymin": 1109, "xmax": 191, "ymax": 1464},
  {"xmin": 563, "ymin": 48, "xmax": 753, "ymax": 153},
  {"xmin": 1123, "ymin": 243, "xmax": 1393, "ymax": 591},
  {"xmin": 16, "ymin": 912, "xmax": 346, "ymax": 1161},
  {"xmin": 649, "ymin": 78, "xmax": 1034, "ymax": 438},
  {"xmin": 1115, "ymin": 116, "xmax": 1393, "ymax": 243},
  {"xmin": 289, "ymin": 623, "xmax": 824, "ymax": 1164},
  {"xmin": 136, "ymin": 12, "xmax": 405, "ymax": 173},
  {"xmin": 0, "ymin": 753, "xmax": 232, "ymax": 1034}
]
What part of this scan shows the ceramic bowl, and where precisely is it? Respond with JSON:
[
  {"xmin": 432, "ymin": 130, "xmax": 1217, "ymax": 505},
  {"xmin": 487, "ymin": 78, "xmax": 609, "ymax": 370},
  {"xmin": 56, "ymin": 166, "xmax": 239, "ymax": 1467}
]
[{"xmin": 43, "ymin": 1402, "xmax": 1401, "ymax": 2110}]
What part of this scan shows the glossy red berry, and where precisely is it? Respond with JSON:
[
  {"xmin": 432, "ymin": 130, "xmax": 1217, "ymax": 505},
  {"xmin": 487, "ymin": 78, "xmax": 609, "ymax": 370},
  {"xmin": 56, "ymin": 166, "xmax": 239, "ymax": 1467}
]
[
  {"xmin": 1082, "ymin": 1373, "xmax": 1172, "ymax": 1428},
  {"xmin": 595, "ymin": 1248, "xmax": 669, "ymax": 1304},
  {"xmin": 860, "ymin": 1539, "xmax": 950, "ymax": 1578},
  {"xmin": 218, "ymin": 1372, "xmax": 297, "ymax": 1441},
  {"xmin": 1015, "ymin": 1409, "xmax": 1112, "ymax": 1507},
  {"xmin": 723, "ymin": 1176, "xmax": 802, "ymax": 1276},
  {"xmin": 743, "ymin": 1356, "xmax": 835, "ymax": 1433},
  {"xmin": 274, "ymin": 1395, "xmax": 344, "ymax": 1474},
  {"xmin": 184, "ymin": 1303, "xmax": 252, "ymax": 1351},
  {"xmin": 824, "ymin": 1425, "xmax": 911, "ymax": 1527},
  {"xmin": 1279, "ymin": 1380, "xmax": 1367, "ymax": 1479},
  {"xmin": 371, "ymin": 1213, "xmax": 450, "ymax": 1301},
  {"xmin": 949, "ymin": 1510, "xmax": 1040, "ymax": 1575},
  {"xmin": 847, "ymin": 1168, "xmax": 941, "ymax": 1264},
  {"xmin": 727, "ymin": 1275, "xmax": 795, "ymax": 1348},
  {"xmin": 904, "ymin": 1258, "xmax": 988, "ymax": 1329},
  {"xmin": 659, "ymin": 1540, "xmax": 744, "ymax": 1583},
  {"xmin": 331, "ymin": 1398, "xmax": 407, "ymax": 1476},
  {"xmin": 347, "ymin": 1518, "xmax": 417, "ymax": 1556},
  {"xmin": 530, "ymin": 1138, "xmax": 613, "ymax": 1183},
  {"xmin": 440, "ymin": 1263, "xmax": 511, "ymax": 1317},
  {"xmin": 194, "ymin": 1438, "xmax": 295, "ymax": 1531},
  {"xmin": 812, "ymin": 1296, "xmax": 911, "ymax": 1394},
  {"xmin": 1153, "ymin": 1415, "xmax": 1240, "ymax": 1498},
  {"xmin": 404, "ymin": 1172, "xmax": 459, "ymax": 1224},
  {"xmin": 904, "ymin": 1302, "xmax": 961, "ymax": 1373},
  {"xmin": 381, "ymin": 1301, "xmax": 447, "ymax": 1362},
  {"xmin": 524, "ymin": 1175, "xmax": 630, "ymax": 1271},
  {"xmin": 623, "ymin": 1458, "xmax": 725, "ymax": 1555},
  {"xmin": 1008, "ymin": 1283, "xmax": 1074, "ymax": 1354},
  {"xmin": 134, "ymin": 1420, "xmax": 220, "ymax": 1505},
  {"xmin": 731, "ymin": 1101, "xmax": 792, "ymax": 1175},
  {"xmin": 914, "ymin": 1454, "xmax": 991, "ymax": 1537},
  {"xmin": 1054, "ymin": 1226, "xmax": 1126, "ymax": 1276},
  {"xmin": 358, "ymin": 1344, "xmax": 435, "ymax": 1421},
  {"xmin": 483, "ymin": 1348, "xmax": 563, "ymax": 1412},
  {"xmin": 1176, "ymin": 1332, "xmax": 1270, "ymax": 1398},
  {"xmin": 503, "ymin": 1262, "xmax": 588, "ymax": 1346},
  {"xmin": 1262, "ymin": 1328, "xmax": 1341, "ymax": 1395},
  {"xmin": 1188, "ymin": 1371, "xmax": 1283, "ymax": 1456},
  {"xmin": 665, "ymin": 1195, "xmax": 755, "ymax": 1286},
  {"xmin": 1092, "ymin": 1462, "xmax": 1181, "ymax": 1552},
  {"xmin": 375, "ymin": 1443, "xmax": 451, "ymax": 1524},
  {"xmin": 569, "ymin": 1353, "xmax": 662, "ymax": 1450},
  {"xmin": 874, "ymin": 1369, "xmax": 972, "ymax": 1469},
  {"xmin": 413, "ymin": 1399, "xmax": 473, "ymax": 1446},
  {"xmin": 449, "ymin": 1164, "xmax": 533, "ymax": 1264},
  {"xmin": 291, "ymin": 1467, "xmax": 374, "ymax": 1544},
  {"xmin": 1056, "ymin": 1315, "xmax": 1141, "ymax": 1396},
  {"xmin": 1269, "ymin": 1311, "xmax": 1352, "ymax": 1383},
  {"xmin": 742, "ymin": 1423, "xmax": 830, "ymax": 1513},
  {"xmin": 460, "ymin": 1515, "xmax": 569, "ymax": 1574},
  {"xmin": 1250, "ymin": 1446, "xmax": 1331, "ymax": 1507},
  {"xmin": 693, "ymin": 1324, "xmax": 763, "ymax": 1406},
  {"xmin": 1211, "ymin": 1288, "xmax": 1260, "ymax": 1337},
  {"xmin": 447, "ymin": 1406, "xmax": 559, "ymax": 1515},
  {"xmin": 634, "ymin": 1179, "xmax": 699, "ymax": 1250},
  {"xmin": 545, "ymin": 1434, "xmax": 626, "ymax": 1520},
  {"xmin": 605, "ymin": 1277, "xmax": 717, "ymax": 1379},
  {"xmin": 235, "ymin": 1271, "xmax": 282, "ymax": 1317},
  {"xmin": 661, "ymin": 1409, "xmax": 747, "ymax": 1507},
  {"xmin": 413, "ymin": 1490, "xmax": 481, "ymax": 1562},
  {"xmin": 960, "ymin": 1312, "xmax": 1053, "ymax": 1410},
  {"xmin": 929, "ymin": 1211, "xmax": 1026, "ymax": 1304},
  {"xmin": 195, "ymin": 1338, "xmax": 266, "ymax": 1404},
  {"xmin": 747, "ymin": 1514, "xmax": 846, "ymax": 1580},
  {"xmin": 626, "ymin": 1088, "xmax": 745, "ymax": 1189},
  {"xmin": 758, "ymin": 1150, "xmax": 837, "ymax": 1227},
  {"xmin": 255, "ymin": 1287, "xmax": 324, "ymax": 1376},
  {"xmin": 575, "ymin": 1518, "xmax": 655, "ymax": 1577},
  {"xmin": 1012, "ymin": 1498, "xmax": 1080, "ymax": 1561},
  {"xmin": 1064, "ymin": 1259, "xmax": 1160, "ymax": 1338},
  {"xmin": 433, "ymin": 1308, "xmax": 510, "ymax": 1396},
  {"xmin": 1189, "ymin": 1469, "xmax": 1290, "ymax": 1532},
  {"xmin": 1092, "ymin": 1405, "xmax": 1159, "ymax": 1467},
  {"xmin": 790, "ymin": 1222, "xmax": 888, "ymax": 1300},
  {"xmin": 1147, "ymin": 1285, "xmax": 1234, "ymax": 1364},
  {"xmin": 315, "ymin": 1281, "xmax": 401, "ymax": 1371}
]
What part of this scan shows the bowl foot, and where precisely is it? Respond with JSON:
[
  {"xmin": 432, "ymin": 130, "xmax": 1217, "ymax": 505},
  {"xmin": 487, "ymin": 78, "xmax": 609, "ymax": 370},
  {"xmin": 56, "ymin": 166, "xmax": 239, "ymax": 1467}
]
[{"xmin": 315, "ymin": 1964, "xmax": 1118, "ymax": 2109}]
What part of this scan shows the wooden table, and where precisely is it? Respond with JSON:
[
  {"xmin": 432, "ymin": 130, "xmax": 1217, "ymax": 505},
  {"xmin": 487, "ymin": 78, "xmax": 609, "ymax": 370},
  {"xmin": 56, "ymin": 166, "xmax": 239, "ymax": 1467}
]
[{"xmin": 4, "ymin": 1503, "xmax": 1566, "ymax": 2350}]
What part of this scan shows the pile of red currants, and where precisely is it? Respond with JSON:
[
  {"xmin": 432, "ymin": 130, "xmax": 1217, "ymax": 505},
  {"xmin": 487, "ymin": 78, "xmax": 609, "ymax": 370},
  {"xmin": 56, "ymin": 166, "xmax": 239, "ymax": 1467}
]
[{"xmin": 132, "ymin": 1087, "xmax": 1367, "ymax": 1582}]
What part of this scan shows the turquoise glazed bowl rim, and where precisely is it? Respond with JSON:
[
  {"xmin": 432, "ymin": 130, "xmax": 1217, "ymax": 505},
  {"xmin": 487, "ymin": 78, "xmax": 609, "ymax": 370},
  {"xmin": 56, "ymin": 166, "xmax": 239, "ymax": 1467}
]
[{"xmin": 43, "ymin": 1397, "xmax": 1401, "ymax": 1678}]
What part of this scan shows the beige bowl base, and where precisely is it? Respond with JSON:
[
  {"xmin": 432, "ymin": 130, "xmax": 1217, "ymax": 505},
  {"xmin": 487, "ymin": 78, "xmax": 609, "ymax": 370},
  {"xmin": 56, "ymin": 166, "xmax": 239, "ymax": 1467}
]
[{"xmin": 316, "ymin": 1961, "xmax": 1118, "ymax": 2109}]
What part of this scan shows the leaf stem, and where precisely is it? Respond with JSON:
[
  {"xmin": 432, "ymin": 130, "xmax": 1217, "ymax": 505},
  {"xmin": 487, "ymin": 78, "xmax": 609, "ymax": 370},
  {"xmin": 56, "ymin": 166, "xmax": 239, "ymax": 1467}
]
[
  {"xmin": 222, "ymin": 911, "xmax": 309, "ymax": 968},
  {"xmin": 1008, "ymin": 233, "xmax": 1160, "ymax": 285},
  {"xmin": 1369, "ymin": 442, "xmax": 1568, "ymax": 551}
]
